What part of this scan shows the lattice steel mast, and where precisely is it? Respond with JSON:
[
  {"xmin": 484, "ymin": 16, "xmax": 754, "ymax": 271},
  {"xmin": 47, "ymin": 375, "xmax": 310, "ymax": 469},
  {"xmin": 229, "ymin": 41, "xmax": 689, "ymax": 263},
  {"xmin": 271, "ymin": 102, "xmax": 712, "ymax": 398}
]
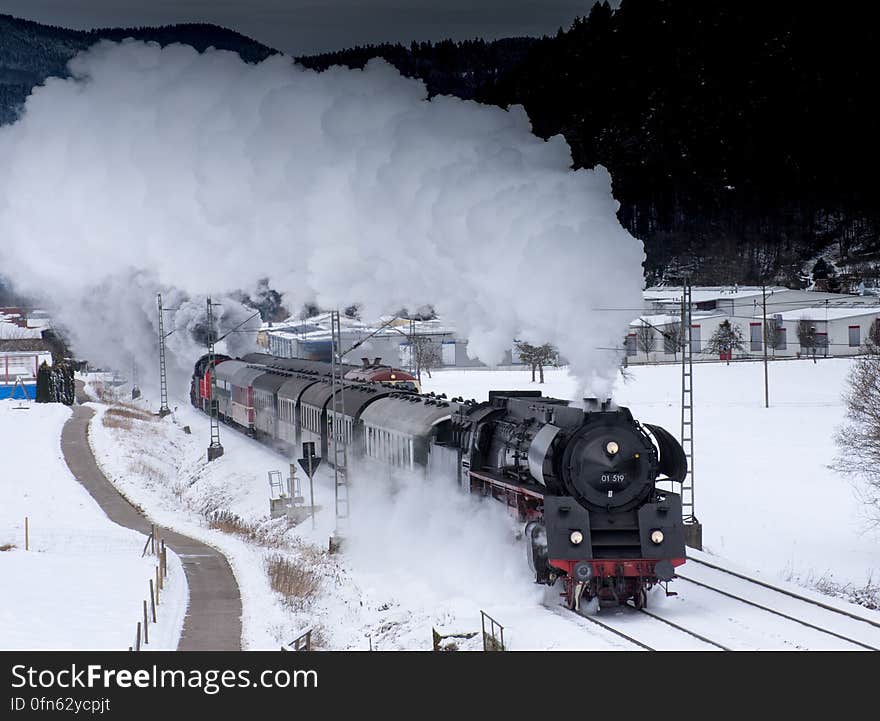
[
  {"xmin": 156, "ymin": 293, "xmax": 171, "ymax": 417},
  {"xmin": 330, "ymin": 310, "xmax": 349, "ymax": 547},
  {"xmin": 206, "ymin": 296, "xmax": 224, "ymax": 462},
  {"xmin": 680, "ymin": 278, "xmax": 702, "ymax": 549}
]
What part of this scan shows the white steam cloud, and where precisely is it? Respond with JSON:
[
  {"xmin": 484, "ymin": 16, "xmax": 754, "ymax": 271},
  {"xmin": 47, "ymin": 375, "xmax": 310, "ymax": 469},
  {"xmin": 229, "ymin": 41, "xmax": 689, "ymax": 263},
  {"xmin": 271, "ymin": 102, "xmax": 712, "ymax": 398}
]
[{"xmin": 0, "ymin": 40, "xmax": 643, "ymax": 394}]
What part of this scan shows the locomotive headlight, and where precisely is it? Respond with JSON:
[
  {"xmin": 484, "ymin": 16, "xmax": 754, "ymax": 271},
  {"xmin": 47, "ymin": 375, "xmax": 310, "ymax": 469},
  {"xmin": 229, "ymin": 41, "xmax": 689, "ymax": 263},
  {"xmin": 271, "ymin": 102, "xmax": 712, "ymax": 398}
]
[
  {"xmin": 605, "ymin": 441, "xmax": 620, "ymax": 455},
  {"xmin": 570, "ymin": 531, "xmax": 584, "ymax": 545},
  {"xmin": 650, "ymin": 530, "xmax": 664, "ymax": 544}
]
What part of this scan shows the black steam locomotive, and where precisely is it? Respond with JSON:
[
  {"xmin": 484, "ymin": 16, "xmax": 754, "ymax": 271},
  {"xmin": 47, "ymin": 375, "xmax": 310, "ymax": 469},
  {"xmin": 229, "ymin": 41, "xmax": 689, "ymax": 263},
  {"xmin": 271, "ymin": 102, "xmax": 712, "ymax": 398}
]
[{"xmin": 192, "ymin": 353, "xmax": 687, "ymax": 610}]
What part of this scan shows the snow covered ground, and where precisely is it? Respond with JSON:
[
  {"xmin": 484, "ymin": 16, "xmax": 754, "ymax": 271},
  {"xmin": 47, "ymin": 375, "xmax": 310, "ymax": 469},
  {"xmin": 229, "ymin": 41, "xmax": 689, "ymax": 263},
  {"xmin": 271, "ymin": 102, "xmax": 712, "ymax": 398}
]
[
  {"xmin": 0, "ymin": 402, "xmax": 186, "ymax": 650},
  {"xmin": 77, "ymin": 356, "xmax": 879, "ymax": 650}
]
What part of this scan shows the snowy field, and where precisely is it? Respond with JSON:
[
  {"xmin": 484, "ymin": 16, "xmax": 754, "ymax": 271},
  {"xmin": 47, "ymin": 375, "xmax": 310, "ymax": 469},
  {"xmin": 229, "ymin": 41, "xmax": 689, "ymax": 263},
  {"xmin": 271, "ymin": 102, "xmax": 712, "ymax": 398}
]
[
  {"xmin": 77, "ymin": 355, "xmax": 880, "ymax": 650},
  {"xmin": 0, "ymin": 403, "xmax": 186, "ymax": 650}
]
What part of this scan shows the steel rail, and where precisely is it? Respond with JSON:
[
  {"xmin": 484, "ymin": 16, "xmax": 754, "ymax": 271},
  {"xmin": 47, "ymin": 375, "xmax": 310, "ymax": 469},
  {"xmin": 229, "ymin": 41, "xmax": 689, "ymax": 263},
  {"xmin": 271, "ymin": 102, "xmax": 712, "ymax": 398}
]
[
  {"xmin": 687, "ymin": 556, "xmax": 880, "ymax": 630},
  {"xmin": 636, "ymin": 608, "xmax": 732, "ymax": 651},
  {"xmin": 675, "ymin": 574, "xmax": 879, "ymax": 651}
]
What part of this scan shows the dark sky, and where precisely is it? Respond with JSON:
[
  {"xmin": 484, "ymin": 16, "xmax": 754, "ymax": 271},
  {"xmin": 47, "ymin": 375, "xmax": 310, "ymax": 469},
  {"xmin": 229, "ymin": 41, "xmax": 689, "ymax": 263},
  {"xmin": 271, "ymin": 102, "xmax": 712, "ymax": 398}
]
[{"xmin": 0, "ymin": 1, "xmax": 603, "ymax": 55}]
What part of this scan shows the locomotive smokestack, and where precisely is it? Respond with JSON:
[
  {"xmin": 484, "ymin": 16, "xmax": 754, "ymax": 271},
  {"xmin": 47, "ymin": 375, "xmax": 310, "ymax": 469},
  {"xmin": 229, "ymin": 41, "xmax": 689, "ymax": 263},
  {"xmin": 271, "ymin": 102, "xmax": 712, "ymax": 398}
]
[
  {"xmin": 583, "ymin": 397, "xmax": 615, "ymax": 411},
  {"xmin": 373, "ymin": 357, "xmax": 382, "ymax": 366},
  {"xmin": 361, "ymin": 357, "xmax": 370, "ymax": 367}
]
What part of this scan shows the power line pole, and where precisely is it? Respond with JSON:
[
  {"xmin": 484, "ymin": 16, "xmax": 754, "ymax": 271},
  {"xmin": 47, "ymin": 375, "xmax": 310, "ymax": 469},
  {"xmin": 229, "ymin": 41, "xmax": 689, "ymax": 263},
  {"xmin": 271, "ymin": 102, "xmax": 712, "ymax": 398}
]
[
  {"xmin": 409, "ymin": 317, "xmax": 416, "ymax": 376},
  {"xmin": 329, "ymin": 309, "xmax": 348, "ymax": 552},
  {"xmin": 131, "ymin": 354, "xmax": 141, "ymax": 401},
  {"xmin": 206, "ymin": 296, "xmax": 224, "ymax": 462},
  {"xmin": 680, "ymin": 277, "xmax": 702, "ymax": 550},
  {"xmin": 156, "ymin": 293, "xmax": 171, "ymax": 417},
  {"xmin": 762, "ymin": 284, "xmax": 769, "ymax": 409}
]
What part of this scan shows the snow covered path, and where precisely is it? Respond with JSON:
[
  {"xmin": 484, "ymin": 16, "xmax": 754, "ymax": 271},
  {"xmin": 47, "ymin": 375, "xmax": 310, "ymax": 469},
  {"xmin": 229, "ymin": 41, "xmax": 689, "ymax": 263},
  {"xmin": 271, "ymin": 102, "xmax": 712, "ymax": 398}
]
[{"xmin": 62, "ymin": 392, "xmax": 241, "ymax": 650}]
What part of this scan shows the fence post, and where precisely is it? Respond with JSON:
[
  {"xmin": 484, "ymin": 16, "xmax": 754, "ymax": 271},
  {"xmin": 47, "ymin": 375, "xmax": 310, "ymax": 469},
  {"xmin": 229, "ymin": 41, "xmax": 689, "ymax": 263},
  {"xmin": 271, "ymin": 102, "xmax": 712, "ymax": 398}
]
[
  {"xmin": 155, "ymin": 567, "xmax": 160, "ymax": 605},
  {"xmin": 135, "ymin": 622, "xmax": 141, "ymax": 651},
  {"xmin": 143, "ymin": 600, "xmax": 149, "ymax": 645},
  {"xmin": 149, "ymin": 580, "xmax": 156, "ymax": 623},
  {"xmin": 480, "ymin": 610, "xmax": 506, "ymax": 651},
  {"xmin": 150, "ymin": 524, "xmax": 155, "ymax": 555}
]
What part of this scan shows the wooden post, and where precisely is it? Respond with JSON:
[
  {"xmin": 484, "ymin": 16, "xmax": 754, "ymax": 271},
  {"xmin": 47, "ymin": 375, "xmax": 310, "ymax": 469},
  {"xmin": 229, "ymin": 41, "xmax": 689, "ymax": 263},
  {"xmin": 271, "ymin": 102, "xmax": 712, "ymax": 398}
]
[
  {"xmin": 150, "ymin": 524, "xmax": 155, "ymax": 555},
  {"xmin": 155, "ymin": 567, "xmax": 161, "ymax": 605},
  {"xmin": 149, "ymin": 580, "xmax": 157, "ymax": 623},
  {"xmin": 161, "ymin": 541, "xmax": 167, "ymax": 582},
  {"xmin": 135, "ymin": 622, "xmax": 141, "ymax": 651},
  {"xmin": 155, "ymin": 527, "xmax": 161, "ymax": 557},
  {"xmin": 143, "ymin": 600, "xmax": 149, "ymax": 645},
  {"xmin": 24, "ymin": 517, "xmax": 28, "ymax": 551}
]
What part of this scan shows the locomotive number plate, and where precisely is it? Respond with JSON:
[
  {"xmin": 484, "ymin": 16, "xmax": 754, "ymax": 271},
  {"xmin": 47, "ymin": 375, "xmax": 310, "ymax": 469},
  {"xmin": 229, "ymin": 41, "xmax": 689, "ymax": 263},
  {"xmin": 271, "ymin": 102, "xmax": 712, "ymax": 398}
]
[{"xmin": 600, "ymin": 473, "xmax": 626, "ymax": 485}]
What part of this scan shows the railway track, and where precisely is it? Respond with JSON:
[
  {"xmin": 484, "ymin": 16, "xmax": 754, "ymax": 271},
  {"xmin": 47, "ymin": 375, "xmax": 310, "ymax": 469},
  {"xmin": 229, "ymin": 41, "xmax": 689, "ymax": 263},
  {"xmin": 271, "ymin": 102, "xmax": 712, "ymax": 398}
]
[
  {"xmin": 686, "ymin": 556, "xmax": 880, "ymax": 630},
  {"xmin": 553, "ymin": 554, "xmax": 880, "ymax": 651},
  {"xmin": 555, "ymin": 603, "xmax": 730, "ymax": 651},
  {"xmin": 674, "ymin": 555, "xmax": 880, "ymax": 651}
]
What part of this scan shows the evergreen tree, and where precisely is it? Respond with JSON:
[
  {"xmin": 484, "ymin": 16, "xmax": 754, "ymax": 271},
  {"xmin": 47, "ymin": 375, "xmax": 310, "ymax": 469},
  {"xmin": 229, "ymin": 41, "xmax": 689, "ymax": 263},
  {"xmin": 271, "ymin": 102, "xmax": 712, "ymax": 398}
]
[
  {"xmin": 706, "ymin": 320, "xmax": 745, "ymax": 364},
  {"xmin": 34, "ymin": 360, "xmax": 75, "ymax": 404},
  {"xmin": 35, "ymin": 361, "xmax": 52, "ymax": 403}
]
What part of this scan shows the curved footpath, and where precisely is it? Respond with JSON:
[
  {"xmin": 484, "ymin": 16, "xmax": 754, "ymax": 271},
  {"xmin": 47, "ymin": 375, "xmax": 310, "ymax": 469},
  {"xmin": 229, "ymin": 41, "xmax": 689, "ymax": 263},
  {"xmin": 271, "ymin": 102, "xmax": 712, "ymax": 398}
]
[{"xmin": 60, "ymin": 389, "xmax": 242, "ymax": 650}]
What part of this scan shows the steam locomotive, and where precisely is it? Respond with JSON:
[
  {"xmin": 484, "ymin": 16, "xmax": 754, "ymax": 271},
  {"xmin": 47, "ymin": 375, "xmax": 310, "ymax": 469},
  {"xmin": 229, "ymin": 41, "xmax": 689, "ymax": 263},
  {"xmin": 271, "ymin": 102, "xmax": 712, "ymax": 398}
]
[{"xmin": 191, "ymin": 352, "xmax": 687, "ymax": 610}]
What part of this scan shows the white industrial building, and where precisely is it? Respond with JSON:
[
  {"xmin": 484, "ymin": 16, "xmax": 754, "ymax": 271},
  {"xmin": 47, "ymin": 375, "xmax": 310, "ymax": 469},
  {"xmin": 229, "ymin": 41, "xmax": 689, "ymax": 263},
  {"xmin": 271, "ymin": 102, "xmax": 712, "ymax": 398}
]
[
  {"xmin": 265, "ymin": 313, "xmax": 492, "ymax": 370},
  {"xmin": 628, "ymin": 286, "xmax": 880, "ymax": 364}
]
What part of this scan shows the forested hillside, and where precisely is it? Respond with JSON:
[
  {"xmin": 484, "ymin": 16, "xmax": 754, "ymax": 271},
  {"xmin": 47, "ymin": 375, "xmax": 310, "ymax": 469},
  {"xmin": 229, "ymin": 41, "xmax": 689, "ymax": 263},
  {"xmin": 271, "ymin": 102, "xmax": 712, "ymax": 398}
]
[{"xmin": 0, "ymin": 13, "xmax": 276, "ymax": 125}]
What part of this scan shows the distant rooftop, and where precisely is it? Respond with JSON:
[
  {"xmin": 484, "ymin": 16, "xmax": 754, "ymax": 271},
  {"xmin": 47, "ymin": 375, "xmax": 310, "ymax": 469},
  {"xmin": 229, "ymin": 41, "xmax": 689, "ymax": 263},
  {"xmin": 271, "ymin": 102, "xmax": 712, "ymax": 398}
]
[
  {"xmin": 0, "ymin": 338, "xmax": 51, "ymax": 352},
  {"xmin": 645, "ymin": 286, "xmax": 787, "ymax": 303},
  {"xmin": 762, "ymin": 306, "xmax": 880, "ymax": 322}
]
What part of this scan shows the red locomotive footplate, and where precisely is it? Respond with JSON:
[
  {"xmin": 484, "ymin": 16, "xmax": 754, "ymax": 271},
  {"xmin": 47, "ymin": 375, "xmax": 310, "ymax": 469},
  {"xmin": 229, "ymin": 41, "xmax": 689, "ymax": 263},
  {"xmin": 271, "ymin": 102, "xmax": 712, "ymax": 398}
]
[{"xmin": 548, "ymin": 557, "xmax": 686, "ymax": 578}]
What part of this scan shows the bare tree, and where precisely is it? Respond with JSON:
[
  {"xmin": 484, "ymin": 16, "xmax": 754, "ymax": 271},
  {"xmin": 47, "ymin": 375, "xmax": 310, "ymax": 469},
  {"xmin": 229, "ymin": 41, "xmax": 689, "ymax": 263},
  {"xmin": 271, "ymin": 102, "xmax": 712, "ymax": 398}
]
[
  {"xmin": 797, "ymin": 318, "xmax": 819, "ymax": 362},
  {"xmin": 515, "ymin": 341, "xmax": 558, "ymax": 383},
  {"xmin": 763, "ymin": 316, "xmax": 781, "ymax": 353},
  {"xmin": 663, "ymin": 320, "xmax": 685, "ymax": 359},
  {"xmin": 834, "ymin": 347, "xmax": 880, "ymax": 527},
  {"xmin": 705, "ymin": 320, "xmax": 745, "ymax": 364},
  {"xmin": 411, "ymin": 335, "xmax": 441, "ymax": 380},
  {"xmin": 634, "ymin": 323, "xmax": 656, "ymax": 362}
]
